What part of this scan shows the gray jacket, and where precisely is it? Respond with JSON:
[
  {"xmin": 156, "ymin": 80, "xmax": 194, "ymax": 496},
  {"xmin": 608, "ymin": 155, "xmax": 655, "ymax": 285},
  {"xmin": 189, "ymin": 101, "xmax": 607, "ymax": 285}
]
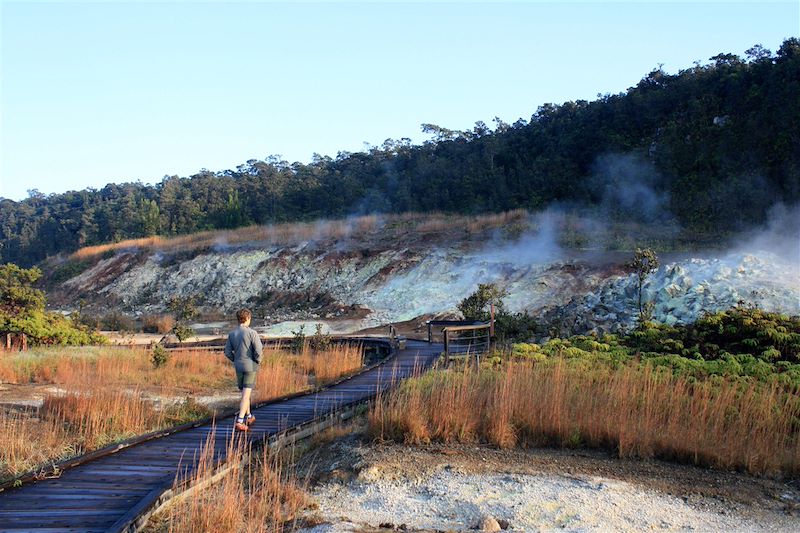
[{"xmin": 224, "ymin": 325, "xmax": 263, "ymax": 372}]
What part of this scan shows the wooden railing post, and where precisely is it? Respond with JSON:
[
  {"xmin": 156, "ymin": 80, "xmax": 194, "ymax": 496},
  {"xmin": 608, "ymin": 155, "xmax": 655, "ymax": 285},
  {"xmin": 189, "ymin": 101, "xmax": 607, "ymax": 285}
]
[{"xmin": 443, "ymin": 328, "xmax": 449, "ymax": 364}]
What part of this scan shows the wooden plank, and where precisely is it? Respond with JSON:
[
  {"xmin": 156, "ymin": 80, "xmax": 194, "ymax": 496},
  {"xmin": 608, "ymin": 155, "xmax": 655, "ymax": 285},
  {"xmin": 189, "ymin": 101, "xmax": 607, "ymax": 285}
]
[
  {"xmin": 0, "ymin": 499, "xmax": 136, "ymax": 510},
  {"xmin": 46, "ymin": 484, "xmax": 151, "ymax": 492},
  {"xmin": 0, "ymin": 493, "xmax": 140, "ymax": 502},
  {"xmin": 0, "ymin": 526, "xmax": 106, "ymax": 533},
  {"xmin": 0, "ymin": 513, "xmax": 121, "ymax": 527},
  {"xmin": 77, "ymin": 465, "xmax": 179, "ymax": 474}
]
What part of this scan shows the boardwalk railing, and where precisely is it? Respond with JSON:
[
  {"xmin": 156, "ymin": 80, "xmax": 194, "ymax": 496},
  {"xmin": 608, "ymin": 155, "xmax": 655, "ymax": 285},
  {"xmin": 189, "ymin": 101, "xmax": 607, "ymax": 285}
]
[{"xmin": 425, "ymin": 320, "xmax": 493, "ymax": 365}]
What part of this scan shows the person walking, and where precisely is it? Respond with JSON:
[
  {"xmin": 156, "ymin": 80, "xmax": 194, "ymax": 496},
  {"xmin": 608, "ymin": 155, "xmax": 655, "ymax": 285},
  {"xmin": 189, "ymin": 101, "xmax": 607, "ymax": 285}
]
[{"xmin": 224, "ymin": 308, "xmax": 263, "ymax": 431}]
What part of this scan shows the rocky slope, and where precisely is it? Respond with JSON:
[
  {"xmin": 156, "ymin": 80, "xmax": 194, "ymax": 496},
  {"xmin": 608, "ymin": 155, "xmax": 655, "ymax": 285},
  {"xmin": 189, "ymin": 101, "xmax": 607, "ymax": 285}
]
[{"xmin": 49, "ymin": 216, "xmax": 799, "ymax": 336}]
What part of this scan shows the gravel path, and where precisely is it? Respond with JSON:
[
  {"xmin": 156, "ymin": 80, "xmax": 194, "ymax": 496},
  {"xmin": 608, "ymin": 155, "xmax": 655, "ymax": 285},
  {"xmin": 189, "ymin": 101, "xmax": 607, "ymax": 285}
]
[
  {"xmin": 305, "ymin": 469, "xmax": 796, "ymax": 532},
  {"xmin": 295, "ymin": 436, "xmax": 800, "ymax": 532}
]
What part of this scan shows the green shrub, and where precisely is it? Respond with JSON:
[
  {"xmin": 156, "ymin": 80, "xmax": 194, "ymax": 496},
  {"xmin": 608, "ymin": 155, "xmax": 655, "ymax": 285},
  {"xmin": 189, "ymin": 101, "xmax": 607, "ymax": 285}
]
[
  {"xmin": 49, "ymin": 260, "xmax": 92, "ymax": 284},
  {"xmin": 290, "ymin": 325, "xmax": 306, "ymax": 353},
  {"xmin": 622, "ymin": 306, "xmax": 800, "ymax": 363},
  {"xmin": 172, "ymin": 324, "xmax": 194, "ymax": 343},
  {"xmin": 511, "ymin": 343, "xmax": 546, "ymax": 362},
  {"xmin": 1, "ymin": 309, "xmax": 107, "ymax": 346},
  {"xmin": 309, "ymin": 323, "xmax": 332, "ymax": 353},
  {"xmin": 151, "ymin": 345, "xmax": 170, "ymax": 368}
]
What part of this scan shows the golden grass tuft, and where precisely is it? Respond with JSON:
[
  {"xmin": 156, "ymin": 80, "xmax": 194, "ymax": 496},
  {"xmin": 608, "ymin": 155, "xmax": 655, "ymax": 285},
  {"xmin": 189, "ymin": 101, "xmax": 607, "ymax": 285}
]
[
  {"xmin": 0, "ymin": 384, "xmax": 168, "ymax": 480},
  {"xmin": 162, "ymin": 433, "xmax": 308, "ymax": 533},
  {"xmin": 369, "ymin": 361, "xmax": 800, "ymax": 476},
  {"xmin": 291, "ymin": 342, "xmax": 364, "ymax": 385},
  {"xmin": 0, "ymin": 410, "xmax": 73, "ymax": 479},
  {"xmin": 42, "ymin": 387, "xmax": 164, "ymax": 449}
]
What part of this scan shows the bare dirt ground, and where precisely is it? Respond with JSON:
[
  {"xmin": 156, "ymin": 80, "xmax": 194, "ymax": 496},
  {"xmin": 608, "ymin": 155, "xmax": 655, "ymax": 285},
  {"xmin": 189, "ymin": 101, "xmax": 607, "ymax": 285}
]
[
  {"xmin": 293, "ymin": 428, "xmax": 800, "ymax": 532},
  {"xmin": 0, "ymin": 383, "xmax": 65, "ymax": 414}
]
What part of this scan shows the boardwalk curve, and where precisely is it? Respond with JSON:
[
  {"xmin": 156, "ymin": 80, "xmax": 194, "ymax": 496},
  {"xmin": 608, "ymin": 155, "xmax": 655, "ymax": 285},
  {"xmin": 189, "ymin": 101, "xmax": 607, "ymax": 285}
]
[{"xmin": 0, "ymin": 339, "xmax": 441, "ymax": 532}]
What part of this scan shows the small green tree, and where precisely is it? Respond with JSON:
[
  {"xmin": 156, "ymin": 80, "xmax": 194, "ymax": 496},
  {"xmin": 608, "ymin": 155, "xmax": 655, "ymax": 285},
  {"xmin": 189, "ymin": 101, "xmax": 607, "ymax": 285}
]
[
  {"xmin": 167, "ymin": 295, "xmax": 197, "ymax": 322},
  {"xmin": 458, "ymin": 283, "xmax": 538, "ymax": 345},
  {"xmin": 0, "ymin": 263, "xmax": 106, "ymax": 345},
  {"xmin": 172, "ymin": 323, "xmax": 194, "ymax": 343},
  {"xmin": 626, "ymin": 247, "xmax": 660, "ymax": 325},
  {"xmin": 168, "ymin": 295, "xmax": 197, "ymax": 344},
  {"xmin": 151, "ymin": 344, "xmax": 170, "ymax": 368},
  {"xmin": 309, "ymin": 323, "xmax": 332, "ymax": 353},
  {"xmin": 290, "ymin": 324, "xmax": 306, "ymax": 353},
  {"xmin": 457, "ymin": 283, "xmax": 507, "ymax": 321},
  {"xmin": 0, "ymin": 264, "xmax": 46, "ymax": 316}
]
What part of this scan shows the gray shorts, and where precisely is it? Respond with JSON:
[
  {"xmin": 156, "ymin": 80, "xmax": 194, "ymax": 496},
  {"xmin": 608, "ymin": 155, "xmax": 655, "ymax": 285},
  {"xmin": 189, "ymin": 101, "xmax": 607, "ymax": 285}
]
[{"xmin": 236, "ymin": 370, "xmax": 257, "ymax": 390}]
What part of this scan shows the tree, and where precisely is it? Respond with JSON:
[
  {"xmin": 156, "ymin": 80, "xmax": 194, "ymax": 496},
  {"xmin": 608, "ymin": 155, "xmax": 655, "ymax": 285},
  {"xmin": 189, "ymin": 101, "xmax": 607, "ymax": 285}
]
[
  {"xmin": 168, "ymin": 295, "xmax": 197, "ymax": 343},
  {"xmin": 458, "ymin": 283, "xmax": 538, "ymax": 344},
  {"xmin": 457, "ymin": 283, "xmax": 507, "ymax": 321},
  {"xmin": 626, "ymin": 248, "xmax": 660, "ymax": 325},
  {"xmin": 140, "ymin": 199, "xmax": 161, "ymax": 236},
  {"xmin": 0, "ymin": 263, "xmax": 105, "ymax": 345},
  {"xmin": 0, "ymin": 263, "xmax": 45, "ymax": 316},
  {"xmin": 2, "ymin": 39, "xmax": 798, "ymax": 266},
  {"xmin": 167, "ymin": 295, "xmax": 197, "ymax": 322}
]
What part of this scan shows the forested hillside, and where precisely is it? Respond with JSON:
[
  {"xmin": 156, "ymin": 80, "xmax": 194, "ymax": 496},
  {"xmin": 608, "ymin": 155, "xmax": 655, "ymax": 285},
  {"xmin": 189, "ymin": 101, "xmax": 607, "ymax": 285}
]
[{"xmin": 2, "ymin": 39, "xmax": 798, "ymax": 266}]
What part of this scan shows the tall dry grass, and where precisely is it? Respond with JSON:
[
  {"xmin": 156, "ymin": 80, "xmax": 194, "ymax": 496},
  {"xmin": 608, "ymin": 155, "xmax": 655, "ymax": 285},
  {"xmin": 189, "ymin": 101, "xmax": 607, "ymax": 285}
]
[
  {"xmin": 0, "ymin": 385, "xmax": 168, "ymax": 480},
  {"xmin": 0, "ymin": 342, "xmax": 364, "ymax": 481},
  {"xmin": 370, "ymin": 361, "xmax": 800, "ymax": 476},
  {"xmin": 252, "ymin": 360, "xmax": 308, "ymax": 403},
  {"xmin": 162, "ymin": 434, "xmax": 308, "ymax": 533},
  {"xmin": 291, "ymin": 342, "xmax": 364, "ymax": 384},
  {"xmin": 0, "ymin": 347, "xmax": 233, "ymax": 392},
  {"xmin": 69, "ymin": 210, "xmax": 533, "ymax": 261},
  {"xmin": 0, "ymin": 343, "xmax": 364, "ymax": 396},
  {"xmin": 71, "ymin": 214, "xmax": 384, "ymax": 261},
  {"xmin": 0, "ymin": 410, "xmax": 73, "ymax": 479},
  {"xmin": 142, "ymin": 314, "xmax": 176, "ymax": 334}
]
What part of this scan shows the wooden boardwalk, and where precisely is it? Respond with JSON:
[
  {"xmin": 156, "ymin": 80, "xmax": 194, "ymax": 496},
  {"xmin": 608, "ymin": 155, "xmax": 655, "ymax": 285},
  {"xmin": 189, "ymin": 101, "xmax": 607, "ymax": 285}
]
[{"xmin": 0, "ymin": 339, "xmax": 441, "ymax": 532}]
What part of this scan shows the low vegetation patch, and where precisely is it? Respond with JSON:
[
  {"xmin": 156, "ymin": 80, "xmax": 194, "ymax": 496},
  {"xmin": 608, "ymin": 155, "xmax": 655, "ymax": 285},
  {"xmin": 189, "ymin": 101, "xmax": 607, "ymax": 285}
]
[
  {"xmin": 145, "ymin": 437, "xmax": 309, "ymax": 533},
  {"xmin": 370, "ymin": 360, "xmax": 800, "ymax": 476},
  {"xmin": 0, "ymin": 342, "xmax": 365, "ymax": 483},
  {"xmin": 372, "ymin": 308, "xmax": 800, "ymax": 476}
]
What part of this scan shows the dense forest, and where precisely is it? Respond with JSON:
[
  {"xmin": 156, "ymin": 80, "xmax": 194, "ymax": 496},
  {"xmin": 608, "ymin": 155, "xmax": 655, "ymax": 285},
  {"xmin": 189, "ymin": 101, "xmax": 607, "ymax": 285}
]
[{"xmin": 1, "ymin": 39, "xmax": 798, "ymax": 266}]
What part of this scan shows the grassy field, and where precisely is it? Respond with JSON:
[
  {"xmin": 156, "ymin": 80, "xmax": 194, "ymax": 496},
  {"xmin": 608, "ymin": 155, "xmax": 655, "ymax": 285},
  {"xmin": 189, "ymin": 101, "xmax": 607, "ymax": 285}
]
[
  {"xmin": 370, "ymin": 357, "xmax": 800, "ymax": 477},
  {"xmin": 0, "ymin": 342, "xmax": 363, "ymax": 482}
]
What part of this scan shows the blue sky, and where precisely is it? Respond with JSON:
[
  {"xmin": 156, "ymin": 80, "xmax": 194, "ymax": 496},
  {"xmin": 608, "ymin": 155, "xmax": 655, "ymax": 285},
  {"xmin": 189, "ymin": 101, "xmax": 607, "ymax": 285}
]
[{"xmin": 1, "ymin": 1, "xmax": 798, "ymax": 201}]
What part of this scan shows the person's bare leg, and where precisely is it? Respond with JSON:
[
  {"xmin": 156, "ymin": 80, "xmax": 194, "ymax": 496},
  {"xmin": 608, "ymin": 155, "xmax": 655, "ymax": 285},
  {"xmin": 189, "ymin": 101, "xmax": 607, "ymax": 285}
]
[{"xmin": 238, "ymin": 387, "xmax": 252, "ymax": 420}]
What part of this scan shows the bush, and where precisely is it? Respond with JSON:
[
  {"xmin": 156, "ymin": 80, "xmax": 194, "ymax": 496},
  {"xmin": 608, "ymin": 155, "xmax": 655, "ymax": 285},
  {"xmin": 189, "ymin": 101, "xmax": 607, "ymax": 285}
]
[
  {"xmin": 49, "ymin": 260, "xmax": 92, "ymax": 284},
  {"xmin": 308, "ymin": 323, "xmax": 332, "ymax": 353},
  {"xmin": 511, "ymin": 343, "xmax": 546, "ymax": 362},
  {"xmin": 172, "ymin": 324, "xmax": 195, "ymax": 343},
  {"xmin": 623, "ymin": 306, "xmax": 800, "ymax": 363},
  {"xmin": 2, "ymin": 309, "xmax": 107, "ymax": 346},
  {"xmin": 151, "ymin": 345, "xmax": 170, "ymax": 368},
  {"xmin": 494, "ymin": 311, "xmax": 539, "ymax": 344},
  {"xmin": 290, "ymin": 325, "xmax": 306, "ymax": 353}
]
